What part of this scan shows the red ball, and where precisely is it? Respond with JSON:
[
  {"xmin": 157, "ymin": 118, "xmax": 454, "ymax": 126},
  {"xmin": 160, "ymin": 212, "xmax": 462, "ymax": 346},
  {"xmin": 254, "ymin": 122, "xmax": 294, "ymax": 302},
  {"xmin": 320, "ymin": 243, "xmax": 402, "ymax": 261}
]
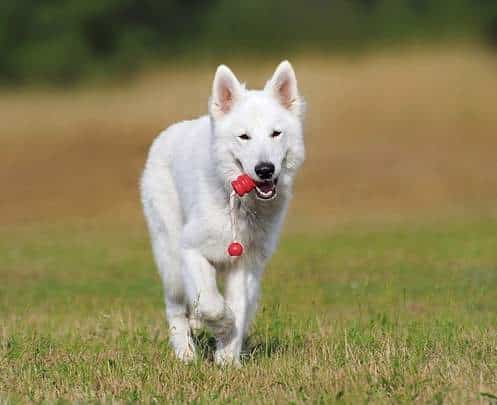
[{"xmin": 228, "ymin": 242, "xmax": 244, "ymax": 256}]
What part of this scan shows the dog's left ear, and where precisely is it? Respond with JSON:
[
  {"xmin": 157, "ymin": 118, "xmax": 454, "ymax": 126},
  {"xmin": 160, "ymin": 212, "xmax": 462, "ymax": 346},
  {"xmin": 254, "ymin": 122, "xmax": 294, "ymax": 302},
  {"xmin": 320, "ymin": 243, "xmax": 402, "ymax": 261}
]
[{"xmin": 265, "ymin": 60, "xmax": 302, "ymax": 116}]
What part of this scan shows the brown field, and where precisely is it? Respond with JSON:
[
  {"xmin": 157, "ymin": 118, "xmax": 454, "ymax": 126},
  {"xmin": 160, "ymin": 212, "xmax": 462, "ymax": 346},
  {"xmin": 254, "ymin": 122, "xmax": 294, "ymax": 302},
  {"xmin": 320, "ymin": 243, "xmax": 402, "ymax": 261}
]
[{"xmin": 1, "ymin": 45, "xmax": 497, "ymax": 228}]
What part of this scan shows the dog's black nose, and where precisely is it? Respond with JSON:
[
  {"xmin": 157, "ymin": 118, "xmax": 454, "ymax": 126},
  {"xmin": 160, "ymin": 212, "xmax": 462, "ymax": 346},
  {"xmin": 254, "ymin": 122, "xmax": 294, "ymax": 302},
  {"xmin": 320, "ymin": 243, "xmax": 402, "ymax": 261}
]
[{"xmin": 254, "ymin": 162, "xmax": 275, "ymax": 180}]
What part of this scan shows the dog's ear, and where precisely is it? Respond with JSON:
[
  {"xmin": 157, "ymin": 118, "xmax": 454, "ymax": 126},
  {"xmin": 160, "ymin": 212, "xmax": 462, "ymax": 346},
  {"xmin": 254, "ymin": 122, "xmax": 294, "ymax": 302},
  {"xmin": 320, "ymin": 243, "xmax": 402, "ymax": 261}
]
[
  {"xmin": 210, "ymin": 65, "xmax": 242, "ymax": 119},
  {"xmin": 265, "ymin": 60, "xmax": 302, "ymax": 116}
]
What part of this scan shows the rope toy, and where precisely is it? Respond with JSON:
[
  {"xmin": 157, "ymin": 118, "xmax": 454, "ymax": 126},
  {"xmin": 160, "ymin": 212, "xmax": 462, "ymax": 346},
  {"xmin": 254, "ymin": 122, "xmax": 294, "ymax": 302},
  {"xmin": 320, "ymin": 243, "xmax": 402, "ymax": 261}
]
[{"xmin": 228, "ymin": 174, "xmax": 256, "ymax": 257}]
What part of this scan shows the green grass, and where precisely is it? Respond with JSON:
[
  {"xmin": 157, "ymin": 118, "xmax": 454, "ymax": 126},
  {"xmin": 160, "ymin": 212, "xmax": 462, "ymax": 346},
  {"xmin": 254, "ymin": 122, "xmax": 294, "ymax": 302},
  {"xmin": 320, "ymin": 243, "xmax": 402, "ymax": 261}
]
[{"xmin": 1, "ymin": 219, "xmax": 497, "ymax": 403}]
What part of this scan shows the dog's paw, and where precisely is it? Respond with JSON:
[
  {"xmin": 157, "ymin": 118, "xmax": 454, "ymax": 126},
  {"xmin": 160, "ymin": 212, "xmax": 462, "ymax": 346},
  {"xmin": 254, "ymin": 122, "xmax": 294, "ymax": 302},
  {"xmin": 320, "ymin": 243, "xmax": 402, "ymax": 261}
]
[
  {"xmin": 204, "ymin": 303, "xmax": 236, "ymax": 341},
  {"xmin": 174, "ymin": 344, "xmax": 196, "ymax": 364},
  {"xmin": 214, "ymin": 349, "xmax": 242, "ymax": 368},
  {"xmin": 171, "ymin": 336, "xmax": 196, "ymax": 364}
]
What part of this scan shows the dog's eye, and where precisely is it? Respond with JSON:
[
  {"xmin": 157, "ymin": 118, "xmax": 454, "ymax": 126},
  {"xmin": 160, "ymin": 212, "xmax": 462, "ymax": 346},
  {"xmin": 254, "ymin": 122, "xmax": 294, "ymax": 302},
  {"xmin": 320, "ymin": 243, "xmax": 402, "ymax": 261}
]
[
  {"xmin": 271, "ymin": 130, "xmax": 282, "ymax": 138},
  {"xmin": 238, "ymin": 134, "xmax": 251, "ymax": 140}
]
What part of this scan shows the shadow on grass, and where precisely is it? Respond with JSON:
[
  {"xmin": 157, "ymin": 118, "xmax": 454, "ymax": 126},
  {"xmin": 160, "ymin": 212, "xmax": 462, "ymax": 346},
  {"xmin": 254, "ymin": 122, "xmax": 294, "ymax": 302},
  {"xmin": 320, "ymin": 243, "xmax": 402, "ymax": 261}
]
[
  {"xmin": 245, "ymin": 335, "xmax": 290, "ymax": 360},
  {"xmin": 191, "ymin": 330, "xmax": 291, "ymax": 363},
  {"xmin": 192, "ymin": 330, "xmax": 217, "ymax": 361}
]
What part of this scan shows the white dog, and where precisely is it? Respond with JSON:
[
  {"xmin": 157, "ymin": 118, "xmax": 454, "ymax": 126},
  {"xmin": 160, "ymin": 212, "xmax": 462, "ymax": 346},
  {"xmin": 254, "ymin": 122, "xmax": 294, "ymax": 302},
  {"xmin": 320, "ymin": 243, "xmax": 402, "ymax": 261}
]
[{"xmin": 140, "ymin": 61, "xmax": 305, "ymax": 366}]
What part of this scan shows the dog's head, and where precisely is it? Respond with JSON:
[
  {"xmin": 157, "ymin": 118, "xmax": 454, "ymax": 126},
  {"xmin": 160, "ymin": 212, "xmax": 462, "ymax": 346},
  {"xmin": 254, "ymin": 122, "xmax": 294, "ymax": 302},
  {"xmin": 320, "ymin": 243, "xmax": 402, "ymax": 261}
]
[{"xmin": 209, "ymin": 61, "xmax": 305, "ymax": 201}]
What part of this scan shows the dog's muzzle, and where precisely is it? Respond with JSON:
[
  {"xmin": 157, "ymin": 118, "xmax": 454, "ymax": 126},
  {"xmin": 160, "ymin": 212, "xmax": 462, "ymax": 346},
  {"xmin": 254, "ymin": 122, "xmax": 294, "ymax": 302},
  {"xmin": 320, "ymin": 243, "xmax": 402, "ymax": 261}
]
[{"xmin": 255, "ymin": 178, "xmax": 278, "ymax": 200}]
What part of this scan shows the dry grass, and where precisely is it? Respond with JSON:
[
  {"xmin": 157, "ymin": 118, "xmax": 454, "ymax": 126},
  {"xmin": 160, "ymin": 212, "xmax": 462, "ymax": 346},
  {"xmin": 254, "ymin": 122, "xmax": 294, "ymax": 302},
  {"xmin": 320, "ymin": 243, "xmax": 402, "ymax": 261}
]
[{"xmin": 1, "ymin": 45, "xmax": 497, "ymax": 227}]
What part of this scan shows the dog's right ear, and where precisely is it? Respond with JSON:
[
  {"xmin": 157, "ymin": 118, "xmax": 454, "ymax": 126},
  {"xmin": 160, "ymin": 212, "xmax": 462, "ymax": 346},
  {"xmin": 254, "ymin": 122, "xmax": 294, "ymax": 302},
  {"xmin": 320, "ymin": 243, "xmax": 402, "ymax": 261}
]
[{"xmin": 210, "ymin": 65, "xmax": 242, "ymax": 119}]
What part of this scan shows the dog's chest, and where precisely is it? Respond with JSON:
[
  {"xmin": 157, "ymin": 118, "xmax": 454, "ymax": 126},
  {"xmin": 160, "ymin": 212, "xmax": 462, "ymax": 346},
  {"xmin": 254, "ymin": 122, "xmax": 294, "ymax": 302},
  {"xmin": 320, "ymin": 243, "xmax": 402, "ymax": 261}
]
[
  {"xmin": 199, "ymin": 199, "xmax": 281, "ymax": 264},
  {"xmin": 237, "ymin": 203, "xmax": 274, "ymax": 239}
]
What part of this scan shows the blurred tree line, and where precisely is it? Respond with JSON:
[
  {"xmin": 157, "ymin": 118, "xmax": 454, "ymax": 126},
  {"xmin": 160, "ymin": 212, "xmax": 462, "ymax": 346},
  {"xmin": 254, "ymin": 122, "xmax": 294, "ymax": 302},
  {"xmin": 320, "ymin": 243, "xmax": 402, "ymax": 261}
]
[{"xmin": 1, "ymin": 0, "xmax": 496, "ymax": 84}]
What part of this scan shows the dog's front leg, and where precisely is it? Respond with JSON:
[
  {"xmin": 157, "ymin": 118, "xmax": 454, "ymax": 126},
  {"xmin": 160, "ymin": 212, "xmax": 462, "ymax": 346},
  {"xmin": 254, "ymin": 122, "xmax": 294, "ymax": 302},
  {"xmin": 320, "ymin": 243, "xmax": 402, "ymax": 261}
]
[
  {"xmin": 215, "ymin": 264, "xmax": 260, "ymax": 367},
  {"xmin": 181, "ymin": 248, "xmax": 235, "ymax": 343}
]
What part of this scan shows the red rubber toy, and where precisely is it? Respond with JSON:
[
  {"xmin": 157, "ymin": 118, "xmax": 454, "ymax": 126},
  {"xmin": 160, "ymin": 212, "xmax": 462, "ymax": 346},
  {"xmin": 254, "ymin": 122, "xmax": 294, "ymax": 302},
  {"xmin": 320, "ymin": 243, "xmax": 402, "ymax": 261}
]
[
  {"xmin": 228, "ymin": 174, "xmax": 255, "ymax": 257},
  {"xmin": 231, "ymin": 174, "xmax": 256, "ymax": 197},
  {"xmin": 228, "ymin": 242, "xmax": 244, "ymax": 257}
]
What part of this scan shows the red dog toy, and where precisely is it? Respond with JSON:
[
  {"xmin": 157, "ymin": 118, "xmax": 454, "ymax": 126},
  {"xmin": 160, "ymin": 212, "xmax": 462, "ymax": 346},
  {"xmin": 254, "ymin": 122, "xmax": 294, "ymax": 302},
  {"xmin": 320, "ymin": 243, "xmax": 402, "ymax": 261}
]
[
  {"xmin": 228, "ymin": 174, "xmax": 256, "ymax": 256},
  {"xmin": 228, "ymin": 241, "xmax": 244, "ymax": 256},
  {"xmin": 231, "ymin": 174, "xmax": 256, "ymax": 197}
]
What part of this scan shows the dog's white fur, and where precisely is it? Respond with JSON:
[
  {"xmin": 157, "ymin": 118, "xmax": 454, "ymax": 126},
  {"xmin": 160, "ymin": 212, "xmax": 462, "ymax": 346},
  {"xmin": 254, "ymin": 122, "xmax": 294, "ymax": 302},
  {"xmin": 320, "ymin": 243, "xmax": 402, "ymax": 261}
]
[{"xmin": 140, "ymin": 61, "xmax": 305, "ymax": 366}]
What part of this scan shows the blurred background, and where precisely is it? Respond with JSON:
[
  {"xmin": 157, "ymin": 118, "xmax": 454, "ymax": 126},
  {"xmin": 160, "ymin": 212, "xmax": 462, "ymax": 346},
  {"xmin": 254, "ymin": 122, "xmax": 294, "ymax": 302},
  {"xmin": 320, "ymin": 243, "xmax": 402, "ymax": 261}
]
[
  {"xmin": 1, "ymin": 0, "xmax": 497, "ymax": 230},
  {"xmin": 0, "ymin": 0, "xmax": 497, "ymax": 231}
]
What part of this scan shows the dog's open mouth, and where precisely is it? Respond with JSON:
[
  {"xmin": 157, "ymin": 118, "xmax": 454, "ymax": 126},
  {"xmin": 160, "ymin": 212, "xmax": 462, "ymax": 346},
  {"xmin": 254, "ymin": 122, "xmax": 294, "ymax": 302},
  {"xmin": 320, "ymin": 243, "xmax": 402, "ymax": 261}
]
[{"xmin": 255, "ymin": 179, "xmax": 278, "ymax": 200}]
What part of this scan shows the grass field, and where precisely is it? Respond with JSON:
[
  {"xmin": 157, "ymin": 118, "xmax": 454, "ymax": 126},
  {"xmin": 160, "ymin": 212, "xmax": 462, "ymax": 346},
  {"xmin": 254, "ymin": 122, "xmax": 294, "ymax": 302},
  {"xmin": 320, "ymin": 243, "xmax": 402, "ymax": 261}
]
[
  {"xmin": 1, "ymin": 45, "xmax": 497, "ymax": 403},
  {"xmin": 1, "ymin": 220, "xmax": 497, "ymax": 402}
]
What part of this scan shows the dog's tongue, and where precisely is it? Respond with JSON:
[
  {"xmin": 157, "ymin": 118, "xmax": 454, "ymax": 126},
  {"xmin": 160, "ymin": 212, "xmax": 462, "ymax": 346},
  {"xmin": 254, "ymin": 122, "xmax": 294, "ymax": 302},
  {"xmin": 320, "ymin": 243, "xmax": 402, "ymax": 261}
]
[{"xmin": 257, "ymin": 181, "xmax": 274, "ymax": 193}]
